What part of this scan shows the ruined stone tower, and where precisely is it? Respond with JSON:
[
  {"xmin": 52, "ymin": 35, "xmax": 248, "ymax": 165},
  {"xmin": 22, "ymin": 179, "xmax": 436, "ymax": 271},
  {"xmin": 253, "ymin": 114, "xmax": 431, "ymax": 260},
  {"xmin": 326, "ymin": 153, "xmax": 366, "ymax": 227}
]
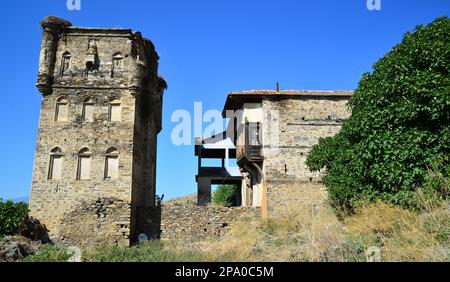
[{"xmin": 29, "ymin": 16, "xmax": 166, "ymax": 245}]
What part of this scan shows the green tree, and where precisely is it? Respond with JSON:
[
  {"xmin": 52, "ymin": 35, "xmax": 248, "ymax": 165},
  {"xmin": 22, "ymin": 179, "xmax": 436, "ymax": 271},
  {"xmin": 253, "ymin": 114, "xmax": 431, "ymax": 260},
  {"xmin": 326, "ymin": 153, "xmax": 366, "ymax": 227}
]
[
  {"xmin": 0, "ymin": 199, "xmax": 29, "ymax": 237},
  {"xmin": 306, "ymin": 17, "xmax": 450, "ymax": 210},
  {"xmin": 213, "ymin": 185, "xmax": 238, "ymax": 207}
]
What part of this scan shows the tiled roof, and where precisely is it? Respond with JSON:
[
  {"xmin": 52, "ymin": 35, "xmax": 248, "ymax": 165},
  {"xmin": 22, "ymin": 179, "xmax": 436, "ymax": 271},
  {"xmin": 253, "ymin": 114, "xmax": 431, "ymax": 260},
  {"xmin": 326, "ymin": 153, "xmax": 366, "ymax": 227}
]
[
  {"xmin": 228, "ymin": 89, "xmax": 353, "ymax": 96},
  {"xmin": 222, "ymin": 89, "xmax": 354, "ymax": 115}
]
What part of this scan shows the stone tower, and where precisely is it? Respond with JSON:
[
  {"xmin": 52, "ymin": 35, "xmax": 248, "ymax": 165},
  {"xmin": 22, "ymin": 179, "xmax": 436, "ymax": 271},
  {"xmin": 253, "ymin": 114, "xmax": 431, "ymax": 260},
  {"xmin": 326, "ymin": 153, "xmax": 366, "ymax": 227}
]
[{"xmin": 29, "ymin": 16, "xmax": 166, "ymax": 245}]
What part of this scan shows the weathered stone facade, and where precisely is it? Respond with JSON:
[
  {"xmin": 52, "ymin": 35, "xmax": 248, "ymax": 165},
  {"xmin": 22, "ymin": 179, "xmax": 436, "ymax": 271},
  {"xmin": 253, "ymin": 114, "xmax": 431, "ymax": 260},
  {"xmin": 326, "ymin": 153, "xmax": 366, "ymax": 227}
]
[
  {"xmin": 160, "ymin": 204, "xmax": 260, "ymax": 242},
  {"xmin": 261, "ymin": 96, "xmax": 351, "ymax": 215},
  {"xmin": 134, "ymin": 204, "xmax": 260, "ymax": 242},
  {"xmin": 222, "ymin": 90, "xmax": 352, "ymax": 217},
  {"xmin": 58, "ymin": 198, "xmax": 131, "ymax": 246},
  {"xmin": 29, "ymin": 16, "xmax": 166, "ymax": 245}
]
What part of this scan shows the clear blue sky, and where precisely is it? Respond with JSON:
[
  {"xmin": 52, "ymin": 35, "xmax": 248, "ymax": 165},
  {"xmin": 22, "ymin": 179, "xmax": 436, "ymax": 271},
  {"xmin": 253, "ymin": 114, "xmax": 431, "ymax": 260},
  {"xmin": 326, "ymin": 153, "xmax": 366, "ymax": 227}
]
[{"xmin": 0, "ymin": 0, "xmax": 448, "ymax": 201}]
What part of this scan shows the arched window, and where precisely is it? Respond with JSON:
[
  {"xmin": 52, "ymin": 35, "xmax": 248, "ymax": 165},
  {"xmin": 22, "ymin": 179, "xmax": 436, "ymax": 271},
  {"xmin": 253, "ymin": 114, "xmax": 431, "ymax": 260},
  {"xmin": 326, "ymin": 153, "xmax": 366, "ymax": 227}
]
[
  {"xmin": 104, "ymin": 147, "xmax": 119, "ymax": 179},
  {"xmin": 48, "ymin": 147, "xmax": 64, "ymax": 180},
  {"xmin": 55, "ymin": 97, "xmax": 69, "ymax": 122},
  {"xmin": 82, "ymin": 97, "xmax": 95, "ymax": 122},
  {"xmin": 76, "ymin": 148, "xmax": 91, "ymax": 180},
  {"xmin": 111, "ymin": 52, "xmax": 124, "ymax": 78},
  {"xmin": 60, "ymin": 51, "xmax": 71, "ymax": 77},
  {"xmin": 108, "ymin": 98, "xmax": 121, "ymax": 122}
]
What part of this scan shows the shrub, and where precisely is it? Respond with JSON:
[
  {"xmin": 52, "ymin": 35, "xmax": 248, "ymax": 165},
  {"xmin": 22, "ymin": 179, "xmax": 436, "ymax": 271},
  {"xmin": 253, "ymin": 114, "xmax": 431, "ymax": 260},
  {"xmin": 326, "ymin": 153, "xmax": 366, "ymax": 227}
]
[
  {"xmin": 0, "ymin": 199, "xmax": 29, "ymax": 237},
  {"xmin": 306, "ymin": 17, "xmax": 450, "ymax": 210},
  {"xmin": 344, "ymin": 202, "xmax": 449, "ymax": 261},
  {"xmin": 212, "ymin": 185, "xmax": 238, "ymax": 207},
  {"xmin": 82, "ymin": 241, "xmax": 208, "ymax": 262},
  {"xmin": 21, "ymin": 245, "xmax": 70, "ymax": 262}
]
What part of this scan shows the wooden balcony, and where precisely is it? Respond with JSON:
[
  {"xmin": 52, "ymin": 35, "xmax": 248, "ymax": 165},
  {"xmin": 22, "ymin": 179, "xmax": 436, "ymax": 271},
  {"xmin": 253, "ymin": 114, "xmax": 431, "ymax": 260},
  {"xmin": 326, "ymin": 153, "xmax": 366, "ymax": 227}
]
[
  {"xmin": 245, "ymin": 144, "xmax": 263, "ymax": 162},
  {"xmin": 239, "ymin": 122, "xmax": 263, "ymax": 163}
]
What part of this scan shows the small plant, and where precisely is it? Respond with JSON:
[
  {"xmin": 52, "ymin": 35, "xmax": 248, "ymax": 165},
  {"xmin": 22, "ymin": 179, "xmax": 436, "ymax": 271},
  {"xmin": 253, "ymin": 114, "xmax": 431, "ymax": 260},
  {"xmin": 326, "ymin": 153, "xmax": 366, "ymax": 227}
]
[
  {"xmin": 417, "ymin": 158, "xmax": 450, "ymax": 211},
  {"xmin": 82, "ymin": 241, "xmax": 208, "ymax": 262},
  {"xmin": 22, "ymin": 245, "xmax": 70, "ymax": 262},
  {"xmin": 0, "ymin": 199, "xmax": 29, "ymax": 237},
  {"xmin": 212, "ymin": 185, "xmax": 238, "ymax": 207}
]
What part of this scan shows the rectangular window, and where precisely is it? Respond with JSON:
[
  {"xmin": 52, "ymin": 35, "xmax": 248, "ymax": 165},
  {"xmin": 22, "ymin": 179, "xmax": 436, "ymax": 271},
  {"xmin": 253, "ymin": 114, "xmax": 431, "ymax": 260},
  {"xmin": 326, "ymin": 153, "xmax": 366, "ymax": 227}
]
[
  {"xmin": 247, "ymin": 122, "xmax": 261, "ymax": 146},
  {"xmin": 83, "ymin": 104, "xmax": 94, "ymax": 122},
  {"xmin": 77, "ymin": 156, "xmax": 91, "ymax": 180},
  {"xmin": 56, "ymin": 103, "xmax": 68, "ymax": 122},
  {"xmin": 109, "ymin": 104, "xmax": 121, "ymax": 122},
  {"xmin": 105, "ymin": 156, "xmax": 119, "ymax": 179},
  {"xmin": 48, "ymin": 155, "xmax": 63, "ymax": 180}
]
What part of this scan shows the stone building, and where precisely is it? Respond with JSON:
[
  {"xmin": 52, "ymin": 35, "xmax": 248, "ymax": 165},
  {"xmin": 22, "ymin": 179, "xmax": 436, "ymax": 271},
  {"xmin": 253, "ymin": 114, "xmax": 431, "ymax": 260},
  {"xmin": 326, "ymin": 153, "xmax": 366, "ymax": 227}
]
[
  {"xmin": 198, "ymin": 88, "xmax": 353, "ymax": 217},
  {"xmin": 29, "ymin": 16, "xmax": 166, "ymax": 245}
]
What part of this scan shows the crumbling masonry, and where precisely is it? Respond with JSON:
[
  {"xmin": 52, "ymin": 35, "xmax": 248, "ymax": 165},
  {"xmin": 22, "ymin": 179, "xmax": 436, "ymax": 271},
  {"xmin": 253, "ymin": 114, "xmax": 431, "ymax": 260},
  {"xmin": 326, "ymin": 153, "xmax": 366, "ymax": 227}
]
[
  {"xmin": 29, "ymin": 16, "xmax": 354, "ymax": 245},
  {"xmin": 223, "ymin": 90, "xmax": 353, "ymax": 216},
  {"xmin": 196, "ymin": 90, "xmax": 353, "ymax": 217},
  {"xmin": 29, "ymin": 16, "xmax": 166, "ymax": 246}
]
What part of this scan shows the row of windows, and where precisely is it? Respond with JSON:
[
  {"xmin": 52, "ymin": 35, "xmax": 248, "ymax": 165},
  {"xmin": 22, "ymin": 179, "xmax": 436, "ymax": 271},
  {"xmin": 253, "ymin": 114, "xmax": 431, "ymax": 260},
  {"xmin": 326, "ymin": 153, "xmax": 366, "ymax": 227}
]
[
  {"xmin": 60, "ymin": 51, "xmax": 124, "ymax": 78},
  {"xmin": 55, "ymin": 97, "xmax": 121, "ymax": 122},
  {"xmin": 48, "ymin": 147, "xmax": 119, "ymax": 181}
]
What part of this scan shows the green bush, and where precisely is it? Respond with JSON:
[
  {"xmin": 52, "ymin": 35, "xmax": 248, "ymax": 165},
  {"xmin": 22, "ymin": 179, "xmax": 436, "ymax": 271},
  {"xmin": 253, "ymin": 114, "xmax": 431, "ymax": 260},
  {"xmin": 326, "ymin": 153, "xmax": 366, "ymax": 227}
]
[
  {"xmin": 213, "ymin": 185, "xmax": 238, "ymax": 207},
  {"xmin": 0, "ymin": 199, "xmax": 29, "ymax": 237},
  {"xmin": 418, "ymin": 159, "xmax": 450, "ymax": 209},
  {"xmin": 82, "ymin": 241, "xmax": 208, "ymax": 262},
  {"xmin": 306, "ymin": 17, "xmax": 450, "ymax": 210},
  {"xmin": 21, "ymin": 245, "xmax": 70, "ymax": 262}
]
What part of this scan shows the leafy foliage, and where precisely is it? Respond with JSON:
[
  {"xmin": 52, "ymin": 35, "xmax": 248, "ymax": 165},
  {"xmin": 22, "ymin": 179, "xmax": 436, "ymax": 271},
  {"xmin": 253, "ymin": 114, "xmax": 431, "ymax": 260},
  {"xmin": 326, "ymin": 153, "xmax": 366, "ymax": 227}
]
[
  {"xmin": 82, "ymin": 241, "xmax": 207, "ymax": 262},
  {"xmin": 306, "ymin": 17, "xmax": 450, "ymax": 210},
  {"xmin": 0, "ymin": 199, "xmax": 29, "ymax": 237},
  {"xmin": 21, "ymin": 245, "xmax": 70, "ymax": 262},
  {"xmin": 213, "ymin": 185, "xmax": 239, "ymax": 207}
]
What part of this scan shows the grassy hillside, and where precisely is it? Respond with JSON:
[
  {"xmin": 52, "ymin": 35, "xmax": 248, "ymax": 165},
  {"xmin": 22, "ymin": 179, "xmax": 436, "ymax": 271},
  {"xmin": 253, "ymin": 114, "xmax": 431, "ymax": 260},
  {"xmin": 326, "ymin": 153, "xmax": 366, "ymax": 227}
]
[{"xmin": 24, "ymin": 200, "xmax": 449, "ymax": 262}]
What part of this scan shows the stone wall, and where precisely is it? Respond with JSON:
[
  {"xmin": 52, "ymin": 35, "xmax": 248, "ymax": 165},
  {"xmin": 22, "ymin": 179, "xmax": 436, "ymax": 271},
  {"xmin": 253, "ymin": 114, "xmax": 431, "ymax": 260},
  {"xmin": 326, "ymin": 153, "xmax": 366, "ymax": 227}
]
[
  {"xmin": 160, "ymin": 204, "xmax": 261, "ymax": 242},
  {"xmin": 29, "ymin": 87, "xmax": 136, "ymax": 237},
  {"xmin": 20, "ymin": 199, "xmax": 261, "ymax": 246},
  {"xmin": 58, "ymin": 198, "xmax": 131, "ymax": 246},
  {"xmin": 261, "ymin": 96, "xmax": 351, "ymax": 216},
  {"xmin": 135, "ymin": 204, "xmax": 261, "ymax": 243},
  {"xmin": 265, "ymin": 181, "xmax": 328, "ymax": 216}
]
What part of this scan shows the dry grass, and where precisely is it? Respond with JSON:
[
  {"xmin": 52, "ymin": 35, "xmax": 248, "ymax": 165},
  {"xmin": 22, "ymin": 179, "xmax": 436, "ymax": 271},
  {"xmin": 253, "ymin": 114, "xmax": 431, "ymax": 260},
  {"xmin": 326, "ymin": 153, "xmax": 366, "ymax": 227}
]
[
  {"xmin": 345, "ymin": 202, "xmax": 449, "ymax": 261},
  {"xmin": 196, "ymin": 199, "xmax": 347, "ymax": 262},
  {"xmin": 190, "ymin": 200, "xmax": 449, "ymax": 262},
  {"xmin": 164, "ymin": 194, "xmax": 197, "ymax": 206},
  {"xmin": 25, "ymin": 189, "xmax": 450, "ymax": 262}
]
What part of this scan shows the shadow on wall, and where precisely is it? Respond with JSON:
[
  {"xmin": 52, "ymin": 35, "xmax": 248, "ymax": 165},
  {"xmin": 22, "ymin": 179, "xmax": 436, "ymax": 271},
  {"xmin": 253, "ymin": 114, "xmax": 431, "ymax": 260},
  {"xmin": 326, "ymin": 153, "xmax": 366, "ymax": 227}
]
[
  {"xmin": 40, "ymin": 197, "xmax": 259, "ymax": 245},
  {"xmin": 20, "ymin": 216, "xmax": 51, "ymax": 244},
  {"xmin": 135, "ymin": 205, "xmax": 162, "ymax": 241},
  {"xmin": 58, "ymin": 198, "xmax": 134, "ymax": 246}
]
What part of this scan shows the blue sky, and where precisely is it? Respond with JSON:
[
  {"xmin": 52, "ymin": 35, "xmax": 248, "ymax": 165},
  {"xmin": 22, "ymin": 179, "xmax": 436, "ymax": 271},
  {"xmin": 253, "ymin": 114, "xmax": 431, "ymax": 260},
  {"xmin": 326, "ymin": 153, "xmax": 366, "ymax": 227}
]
[{"xmin": 0, "ymin": 0, "xmax": 448, "ymax": 201}]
